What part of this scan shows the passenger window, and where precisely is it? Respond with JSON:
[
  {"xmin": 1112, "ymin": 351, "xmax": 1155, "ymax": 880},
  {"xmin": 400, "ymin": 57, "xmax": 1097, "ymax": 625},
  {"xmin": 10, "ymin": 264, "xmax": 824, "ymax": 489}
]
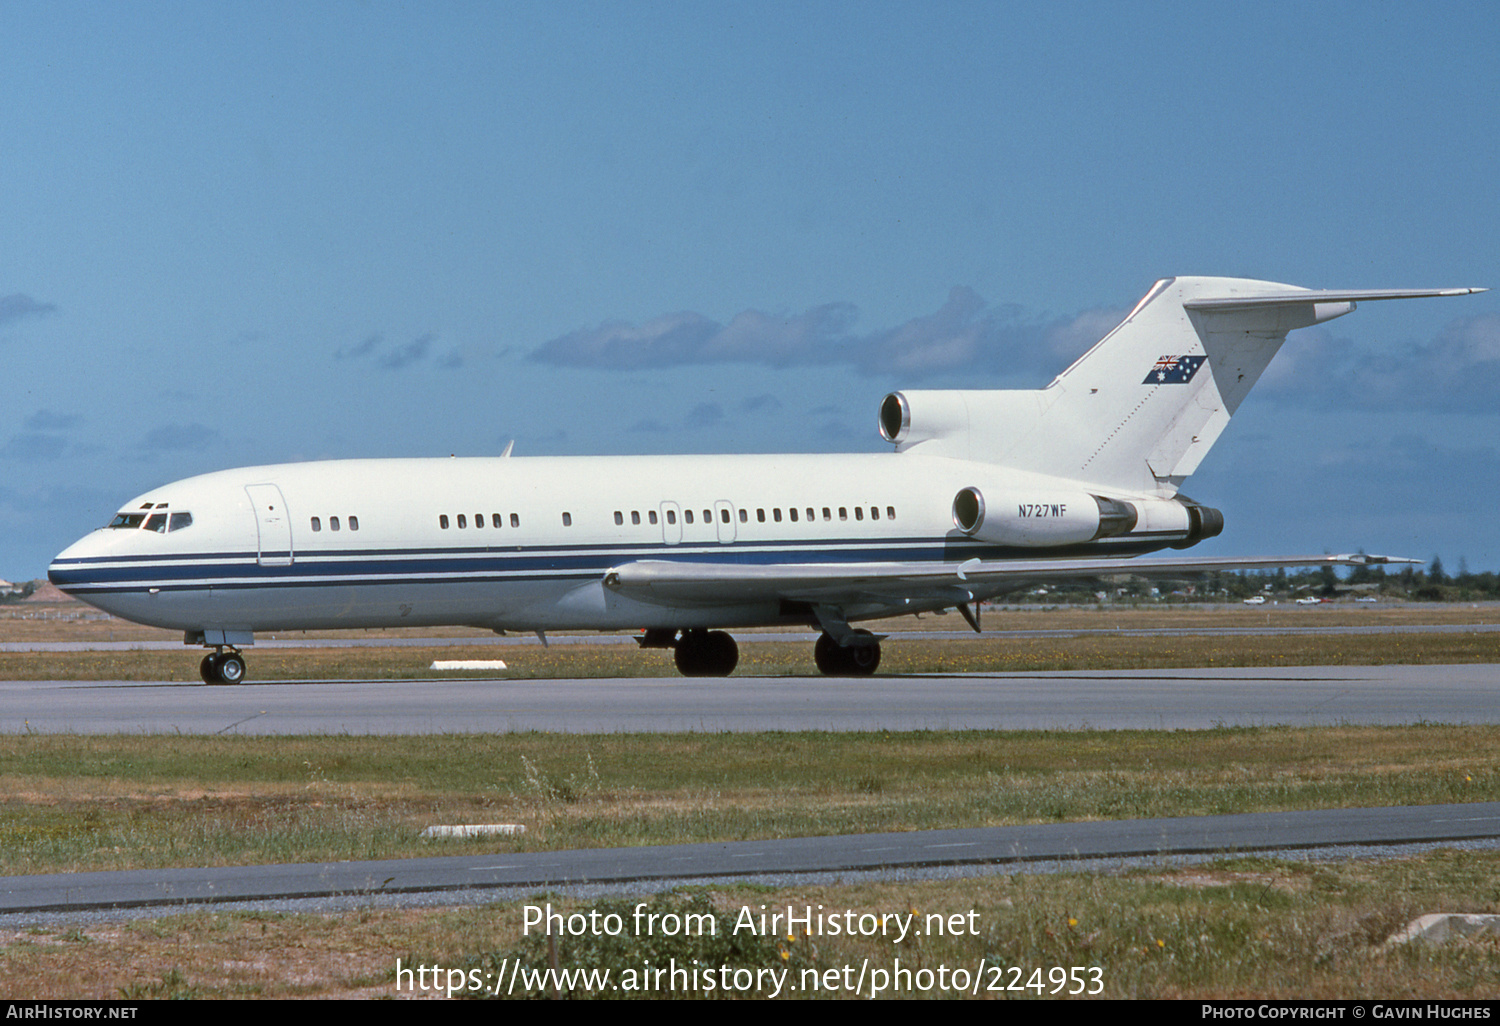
[
  {"xmin": 440, "ymin": 515, "xmax": 449, "ymax": 529},
  {"xmin": 773, "ymin": 508, "xmax": 782, "ymax": 522},
  {"xmin": 492, "ymin": 514, "xmax": 502, "ymax": 528},
  {"xmin": 311, "ymin": 517, "xmax": 322, "ymax": 532},
  {"xmin": 473, "ymin": 513, "xmax": 483, "ymax": 529},
  {"xmin": 331, "ymin": 516, "xmax": 341, "ymax": 531},
  {"xmin": 685, "ymin": 510, "xmax": 694, "ymax": 524},
  {"xmin": 169, "ymin": 512, "xmax": 193, "ymax": 532},
  {"xmin": 839, "ymin": 507, "xmax": 848, "ymax": 521},
  {"xmin": 702, "ymin": 509, "xmax": 711, "ymax": 523},
  {"xmin": 349, "ymin": 515, "xmax": 359, "ymax": 531},
  {"xmin": 822, "ymin": 507, "xmax": 831, "ymax": 520},
  {"xmin": 806, "ymin": 508, "xmax": 815, "ymax": 522},
  {"xmin": 887, "ymin": 506, "xmax": 896, "ymax": 520},
  {"xmin": 720, "ymin": 508, "xmax": 730, "ymax": 524},
  {"xmin": 457, "ymin": 514, "xmax": 467, "ymax": 529},
  {"xmin": 511, "ymin": 513, "xmax": 520, "ymax": 528},
  {"xmin": 757, "ymin": 509, "xmax": 766, "ymax": 523},
  {"xmin": 649, "ymin": 511, "xmax": 658, "ymax": 525},
  {"xmin": 871, "ymin": 506, "xmax": 879, "ymax": 520},
  {"xmin": 562, "ymin": 512, "xmax": 572, "ymax": 526},
  {"xmin": 666, "ymin": 510, "xmax": 676, "ymax": 525},
  {"xmin": 614, "ymin": 511, "xmax": 624, "ymax": 526},
  {"xmin": 738, "ymin": 509, "xmax": 747, "ymax": 523},
  {"xmin": 632, "ymin": 511, "xmax": 641, "ymax": 525},
  {"xmin": 789, "ymin": 508, "xmax": 798, "ymax": 522},
  {"xmin": 854, "ymin": 507, "xmax": 863, "ymax": 521}
]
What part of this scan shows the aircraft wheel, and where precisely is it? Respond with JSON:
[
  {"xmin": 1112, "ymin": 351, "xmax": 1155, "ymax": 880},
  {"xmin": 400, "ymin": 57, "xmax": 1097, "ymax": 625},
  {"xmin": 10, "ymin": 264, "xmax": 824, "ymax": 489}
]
[
  {"xmin": 813, "ymin": 631, "xmax": 881, "ymax": 676},
  {"xmin": 674, "ymin": 630, "xmax": 738, "ymax": 677},
  {"xmin": 199, "ymin": 654, "xmax": 222, "ymax": 684},
  {"xmin": 703, "ymin": 630, "xmax": 738, "ymax": 676},
  {"xmin": 845, "ymin": 632, "xmax": 881, "ymax": 676},
  {"xmin": 217, "ymin": 653, "xmax": 247, "ymax": 685},
  {"xmin": 813, "ymin": 632, "xmax": 843, "ymax": 675},
  {"xmin": 674, "ymin": 632, "xmax": 705, "ymax": 676}
]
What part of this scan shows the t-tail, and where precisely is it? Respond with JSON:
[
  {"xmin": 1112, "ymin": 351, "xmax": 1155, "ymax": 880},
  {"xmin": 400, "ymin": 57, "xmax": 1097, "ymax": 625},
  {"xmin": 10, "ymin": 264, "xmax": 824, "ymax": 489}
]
[{"xmin": 880, "ymin": 276, "xmax": 1484, "ymax": 496}]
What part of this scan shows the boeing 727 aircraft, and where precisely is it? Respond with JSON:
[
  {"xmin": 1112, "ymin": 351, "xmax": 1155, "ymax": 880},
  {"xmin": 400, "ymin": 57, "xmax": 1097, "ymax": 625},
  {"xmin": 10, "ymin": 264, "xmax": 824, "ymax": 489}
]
[{"xmin": 49, "ymin": 276, "xmax": 1483, "ymax": 683}]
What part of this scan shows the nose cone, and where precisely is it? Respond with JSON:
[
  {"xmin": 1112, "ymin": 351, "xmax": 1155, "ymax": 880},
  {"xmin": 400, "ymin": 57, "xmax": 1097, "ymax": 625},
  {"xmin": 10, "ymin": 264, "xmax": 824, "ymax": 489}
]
[{"xmin": 48, "ymin": 529, "xmax": 109, "ymax": 593}]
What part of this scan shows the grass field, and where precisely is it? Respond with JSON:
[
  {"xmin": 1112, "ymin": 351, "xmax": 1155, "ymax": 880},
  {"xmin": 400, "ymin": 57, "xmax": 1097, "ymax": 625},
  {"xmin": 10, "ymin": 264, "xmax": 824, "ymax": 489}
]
[{"xmin": 2, "ymin": 599, "xmax": 1498, "ymax": 998}]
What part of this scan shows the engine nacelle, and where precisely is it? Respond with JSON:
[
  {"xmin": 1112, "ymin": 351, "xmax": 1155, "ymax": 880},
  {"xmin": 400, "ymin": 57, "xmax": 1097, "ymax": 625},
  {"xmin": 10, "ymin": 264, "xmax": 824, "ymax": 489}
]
[
  {"xmin": 1119, "ymin": 495, "xmax": 1225, "ymax": 548},
  {"xmin": 952, "ymin": 487, "xmax": 1222, "ymax": 549},
  {"xmin": 952, "ymin": 488, "xmax": 1138, "ymax": 547}
]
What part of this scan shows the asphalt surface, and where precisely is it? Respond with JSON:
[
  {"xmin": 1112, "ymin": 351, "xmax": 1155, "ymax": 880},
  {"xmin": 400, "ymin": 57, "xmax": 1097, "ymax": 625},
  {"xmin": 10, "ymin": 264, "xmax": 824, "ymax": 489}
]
[
  {"xmin": 4, "ymin": 663, "xmax": 1499, "ymax": 733},
  {"xmin": 5, "ymin": 803, "xmax": 1500, "ymax": 917}
]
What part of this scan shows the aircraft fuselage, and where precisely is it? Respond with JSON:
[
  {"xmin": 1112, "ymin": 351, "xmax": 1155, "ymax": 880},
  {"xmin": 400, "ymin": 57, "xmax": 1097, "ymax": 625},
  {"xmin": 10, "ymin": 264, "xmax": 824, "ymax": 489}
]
[{"xmin": 48, "ymin": 452, "xmax": 1180, "ymax": 637}]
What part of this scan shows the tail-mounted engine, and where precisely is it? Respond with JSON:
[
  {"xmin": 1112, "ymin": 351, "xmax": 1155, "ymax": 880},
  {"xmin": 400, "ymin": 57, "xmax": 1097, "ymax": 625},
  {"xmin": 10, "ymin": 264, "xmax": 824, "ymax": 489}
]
[{"xmin": 951, "ymin": 487, "xmax": 1223, "ymax": 549}]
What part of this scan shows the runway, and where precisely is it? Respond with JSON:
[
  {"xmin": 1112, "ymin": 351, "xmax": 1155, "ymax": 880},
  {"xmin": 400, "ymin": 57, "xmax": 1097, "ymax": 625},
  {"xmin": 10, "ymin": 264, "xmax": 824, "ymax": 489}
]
[
  {"xmin": 3, "ymin": 663, "xmax": 1498, "ymax": 733},
  {"xmin": 5, "ymin": 802, "xmax": 1499, "ymax": 916}
]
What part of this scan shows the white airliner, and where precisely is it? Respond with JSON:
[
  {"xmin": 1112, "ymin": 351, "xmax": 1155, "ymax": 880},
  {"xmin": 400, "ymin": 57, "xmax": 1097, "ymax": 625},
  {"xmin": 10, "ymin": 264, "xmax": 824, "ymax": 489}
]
[{"xmin": 49, "ymin": 276, "xmax": 1482, "ymax": 684}]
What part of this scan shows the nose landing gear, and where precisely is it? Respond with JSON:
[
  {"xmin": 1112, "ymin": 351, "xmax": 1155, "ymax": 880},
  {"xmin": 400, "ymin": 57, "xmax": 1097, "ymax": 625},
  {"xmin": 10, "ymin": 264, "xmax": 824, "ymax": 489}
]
[{"xmin": 200, "ymin": 649, "xmax": 247, "ymax": 685}]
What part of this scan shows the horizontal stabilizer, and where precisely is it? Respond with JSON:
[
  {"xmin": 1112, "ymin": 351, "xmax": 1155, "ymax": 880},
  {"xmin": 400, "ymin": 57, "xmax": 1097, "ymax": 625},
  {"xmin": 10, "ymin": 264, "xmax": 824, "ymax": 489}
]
[{"xmin": 1185, "ymin": 287, "xmax": 1485, "ymax": 311}]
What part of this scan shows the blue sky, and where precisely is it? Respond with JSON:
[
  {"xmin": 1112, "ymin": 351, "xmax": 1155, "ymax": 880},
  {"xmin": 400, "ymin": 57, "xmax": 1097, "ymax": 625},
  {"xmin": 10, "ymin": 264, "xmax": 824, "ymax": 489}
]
[{"xmin": 2, "ymin": 1, "xmax": 1496, "ymax": 578}]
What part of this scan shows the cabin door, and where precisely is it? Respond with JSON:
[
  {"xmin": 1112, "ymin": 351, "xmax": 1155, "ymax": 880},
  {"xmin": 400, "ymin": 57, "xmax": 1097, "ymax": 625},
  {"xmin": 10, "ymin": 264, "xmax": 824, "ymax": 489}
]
[{"xmin": 245, "ymin": 484, "xmax": 293, "ymax": 566}]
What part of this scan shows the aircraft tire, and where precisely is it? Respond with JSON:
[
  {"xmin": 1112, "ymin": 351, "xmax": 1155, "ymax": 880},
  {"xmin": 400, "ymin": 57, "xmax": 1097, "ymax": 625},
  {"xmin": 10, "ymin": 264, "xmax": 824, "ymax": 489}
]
[
  {"xmin": 217, "ymin": 653, "xmax": 247, "ymax": 685},
  {"xmin": 845, "ymin": 632, "xmax": 881, "ymax": 676},
  {"xmin": 704, "ymin": 630, "xmax": 738, "ymax": 676},
  {"xmin": 199, "ymin": 654, "xmax": 222, "ymax": 684},
  {"xmin": 674, "ymin": 630, "xmax": 738, "ymax": 677},
  {"xmin": 813, "ymin": 631, "xmax": 881, "ymax": 676}
]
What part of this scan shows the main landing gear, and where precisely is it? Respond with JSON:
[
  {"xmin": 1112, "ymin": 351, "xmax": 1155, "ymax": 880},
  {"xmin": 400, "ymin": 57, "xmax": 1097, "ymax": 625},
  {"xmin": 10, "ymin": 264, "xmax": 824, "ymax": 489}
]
[
  {"xmin": 640, "ymin": 627, "xmax": 883, "ymax": 677},
  {"xmin": 200, "ymin": 649, "xmax": 247, "ymax": 685}
]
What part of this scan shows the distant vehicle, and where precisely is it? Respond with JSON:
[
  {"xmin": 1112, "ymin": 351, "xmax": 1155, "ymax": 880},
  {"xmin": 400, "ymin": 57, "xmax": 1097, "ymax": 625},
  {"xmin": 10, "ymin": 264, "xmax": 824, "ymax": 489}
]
[
  {"xmin": 1243, "ymin": 596, "xmax": 1267, "ymax": 605},
  {"xmin": 1356, "ymin": 596, "xmax": 1379, "ymax": 603},
  {"xmin": 1295, "ymin": 597, "xmax": 1322, "ymax": 605}
]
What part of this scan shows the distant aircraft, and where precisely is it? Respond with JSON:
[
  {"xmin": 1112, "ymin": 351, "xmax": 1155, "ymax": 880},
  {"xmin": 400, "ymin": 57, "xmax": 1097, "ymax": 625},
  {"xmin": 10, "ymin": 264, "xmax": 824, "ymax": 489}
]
[{"xmin": 49, "ymin": 277, "xmax": 1482, "ymax": 683}]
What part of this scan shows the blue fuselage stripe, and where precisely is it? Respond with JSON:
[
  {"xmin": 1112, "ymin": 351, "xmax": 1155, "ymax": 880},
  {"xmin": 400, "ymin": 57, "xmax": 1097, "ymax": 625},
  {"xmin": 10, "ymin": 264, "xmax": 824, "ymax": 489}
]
[{"xmin": 48, "ymin": 536, "xmax": 1170, "ymax": 594}]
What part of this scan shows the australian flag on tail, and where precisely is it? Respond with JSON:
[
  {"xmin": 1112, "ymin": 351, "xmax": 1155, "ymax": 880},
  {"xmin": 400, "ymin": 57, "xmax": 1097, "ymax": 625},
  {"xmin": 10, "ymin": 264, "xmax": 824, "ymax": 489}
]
[{"xmin": 1143, "ymin": 354, "xmax": 1206, "ymax": 384}]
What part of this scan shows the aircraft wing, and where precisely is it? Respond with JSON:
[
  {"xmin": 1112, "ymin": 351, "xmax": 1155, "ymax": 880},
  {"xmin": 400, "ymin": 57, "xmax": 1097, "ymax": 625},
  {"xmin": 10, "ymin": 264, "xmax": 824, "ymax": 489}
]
[{"xmin": 602, "ymin": 552, "xmax": 1415, "ymax": 609}]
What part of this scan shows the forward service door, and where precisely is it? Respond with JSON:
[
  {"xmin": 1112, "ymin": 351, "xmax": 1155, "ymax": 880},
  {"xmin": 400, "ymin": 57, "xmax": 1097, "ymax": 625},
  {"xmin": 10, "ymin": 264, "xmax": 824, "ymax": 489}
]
[{"xmin": 244, "ymin": 484, "xmax": 293, "ymax": 566}]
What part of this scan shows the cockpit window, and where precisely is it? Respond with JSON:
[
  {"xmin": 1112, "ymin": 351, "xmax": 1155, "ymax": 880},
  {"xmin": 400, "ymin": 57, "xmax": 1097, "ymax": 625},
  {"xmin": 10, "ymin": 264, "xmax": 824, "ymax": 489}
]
[{"xmin": 107, "ymin": 510, "xmax": 194, "ymax": 531}]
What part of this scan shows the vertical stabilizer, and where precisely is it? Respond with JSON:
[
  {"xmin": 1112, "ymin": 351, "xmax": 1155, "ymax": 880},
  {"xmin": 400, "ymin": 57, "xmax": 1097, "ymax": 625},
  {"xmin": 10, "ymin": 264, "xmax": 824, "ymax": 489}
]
[{"xmin": 884, "ymin": 277, "xmax": 1480, "ymax": 495}]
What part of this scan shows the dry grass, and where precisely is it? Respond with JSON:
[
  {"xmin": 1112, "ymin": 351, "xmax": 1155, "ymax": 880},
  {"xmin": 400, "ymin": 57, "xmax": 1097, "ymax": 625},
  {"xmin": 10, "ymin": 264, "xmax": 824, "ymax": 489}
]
[
  {"xmin": 0, "ymin": 628, "xmax": 1497, "ymax": 681},
  {"xmin": 2, "ymin": 726, "xmax": 1498, "ymax": 875},
  {"xmin": 5, "ymin": 854, "xmax": 1500, "ymax": 999}
]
